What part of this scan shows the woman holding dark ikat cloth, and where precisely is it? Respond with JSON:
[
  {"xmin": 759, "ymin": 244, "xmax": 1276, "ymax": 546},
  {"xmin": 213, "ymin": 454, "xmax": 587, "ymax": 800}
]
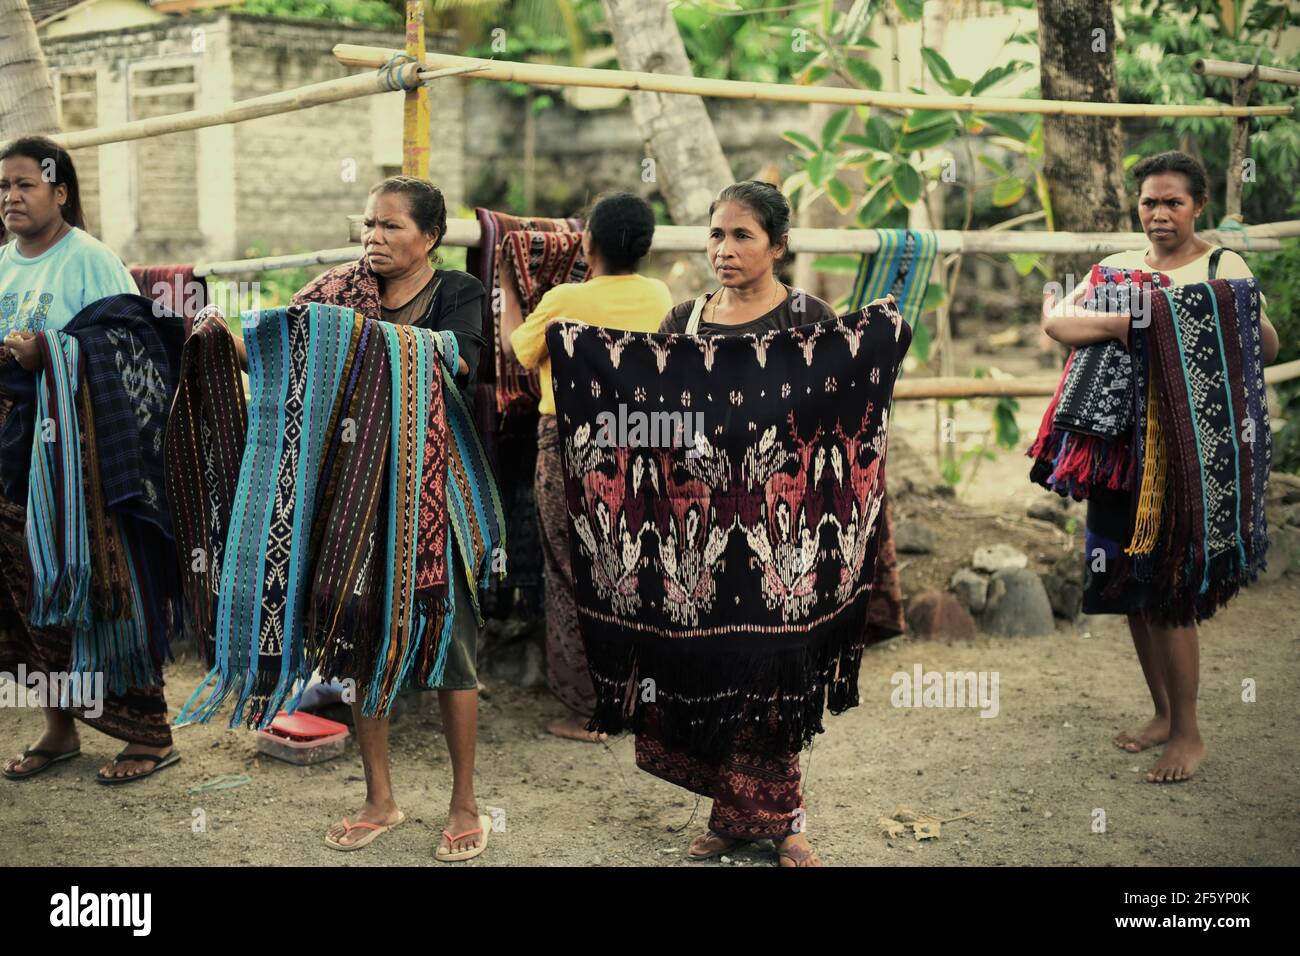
[{"xmin": 1042, "ymin": 151, "xmax": 1279, "ymax": 784}]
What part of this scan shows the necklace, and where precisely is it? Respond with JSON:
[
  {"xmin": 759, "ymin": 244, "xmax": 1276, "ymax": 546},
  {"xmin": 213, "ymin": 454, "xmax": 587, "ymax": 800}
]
[{"xmin": 711, "ymin": 277, "xmax": 782, "ymax": 324}]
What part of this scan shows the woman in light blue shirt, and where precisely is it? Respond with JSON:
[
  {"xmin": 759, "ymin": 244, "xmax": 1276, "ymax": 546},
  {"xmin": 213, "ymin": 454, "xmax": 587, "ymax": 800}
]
[{"xmin": 0, "ymin": 136, "xmax": 178, "ymax": 785}]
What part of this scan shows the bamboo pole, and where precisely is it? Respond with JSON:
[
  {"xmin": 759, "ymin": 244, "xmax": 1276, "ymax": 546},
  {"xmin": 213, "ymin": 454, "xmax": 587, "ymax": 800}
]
[
  {"xmin": 1195, "ymin": 59, "xmax": 1300, "ymax": 87},
  {"xmin": 194, "ymin": 246, "xmax": 363, "ymax": 277},
  {"xmin": 345, "ymin": 215, "xmax": 1295, "ymax": 251},
  {"xmin": 402, "ymin": 1, "xmax": 430, "ymax": 179},
  {"xmin": 3, "ymin": 63, "xmax": 483, "ymax": 153},
  {"xmin": 892, "ymin": 359, "xmax": 1300, "ymax": 400},
  {"xmin": 333, "ymin": 45, "xmax": 1294, "ymax": 118}
]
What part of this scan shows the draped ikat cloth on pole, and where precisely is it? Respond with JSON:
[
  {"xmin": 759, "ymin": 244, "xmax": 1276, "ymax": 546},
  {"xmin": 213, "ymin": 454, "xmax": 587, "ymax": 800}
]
[
  {"xmin": 173, "ymin": 304, "xmax": 506, "ymax": 728},
  {"xmin": 1029, "ymin": 266, "xmax": 1171, "ymax": 499},
  {"xmin": 547, "ymin": 303, "xmax": 912, "ymax": 757},
  {"xmin": 1116, "ymin": 278, "xmax": 1270, "ymax": 625}
]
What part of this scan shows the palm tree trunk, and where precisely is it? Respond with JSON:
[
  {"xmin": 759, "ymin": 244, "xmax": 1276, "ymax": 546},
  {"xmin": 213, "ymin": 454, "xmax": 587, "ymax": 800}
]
[
  {"xmin": 0, "ymin": 0, "xmax": 59, "ymax": 140},
  {"xmin": 600, "ymin": 0, "xmax": 735, "ymax": 235},
  {"xmin": 1036, "ymin": 0, "xmax": 1129, "ymax": 280}
]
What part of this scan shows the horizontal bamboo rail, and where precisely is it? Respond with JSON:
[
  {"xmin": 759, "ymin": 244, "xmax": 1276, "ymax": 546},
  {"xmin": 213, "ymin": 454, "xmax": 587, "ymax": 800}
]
[
  {"xmin": 0, "ymin": 63, "xmax": 483, "ymax": 153},
  {"xmin": 1194, "ymin": 59, "xmax": 1300, "ymax": 87},
  {"xmin": 341, "ymin": 215, "xmax": 1296, "ymax": 253},
  {"xmin": 895, "ymin": 359, "xmax": 1300, "ymax": 400},
  {"xmin": 334, "ymin": 45, "xmax": 1295, "ymax": 119}
]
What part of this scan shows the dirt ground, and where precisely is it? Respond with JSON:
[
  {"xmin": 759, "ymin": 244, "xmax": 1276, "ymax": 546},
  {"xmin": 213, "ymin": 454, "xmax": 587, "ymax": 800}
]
[
  {"xmin": 3, "ymin": 331, "xmax": 1296, "ymax": 868},
  {"xmin": 3, "ymin": 568, "xmax": 1297, "ymax": 868}
]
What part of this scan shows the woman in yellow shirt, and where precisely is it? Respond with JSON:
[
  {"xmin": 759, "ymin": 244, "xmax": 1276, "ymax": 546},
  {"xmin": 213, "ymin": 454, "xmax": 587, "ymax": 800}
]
[{"xmin": 511, "ymin": 192, "xmax": 672, "ymax": 742}]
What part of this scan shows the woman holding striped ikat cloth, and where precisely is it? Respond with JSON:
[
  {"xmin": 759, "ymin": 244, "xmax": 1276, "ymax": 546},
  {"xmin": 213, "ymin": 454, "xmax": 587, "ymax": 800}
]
[
  {"xmin": 1039, "ymin": 151, "xmax": 1279, "ymax": 784},
  {"xmin": 289, "ymin": 176, "xmax": 501, "ymax": 861}
]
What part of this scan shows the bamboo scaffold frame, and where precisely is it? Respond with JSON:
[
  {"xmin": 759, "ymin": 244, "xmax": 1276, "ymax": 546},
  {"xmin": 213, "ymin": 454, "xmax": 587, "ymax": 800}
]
[
  {"xmin": 336, "ymin": 216, "xmax": 1297, "ymax": 254},
  {"xmin": 333, "ymin": 46, "xmax": 1295, "ymax": 119},
  {"xmin": 0, "ymin": 62, "xmax": 486, "ymax": 154}
]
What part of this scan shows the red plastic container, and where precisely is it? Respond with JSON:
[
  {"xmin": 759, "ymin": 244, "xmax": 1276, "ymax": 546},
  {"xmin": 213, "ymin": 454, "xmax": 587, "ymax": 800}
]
[{"xmin": 254, "ymin": 711, "xmax": 350, "ymax": 765}]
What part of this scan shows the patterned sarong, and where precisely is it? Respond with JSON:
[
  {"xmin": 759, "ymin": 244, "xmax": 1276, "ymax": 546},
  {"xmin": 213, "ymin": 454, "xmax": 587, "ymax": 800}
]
[
  {"xmin": 130, "ymin": 265, "xmax": 208, "ymax": 337},
  {"xmin": 1121, "ymin": 278, "xmax": 1270, "ymax": 624},
  {"xmin": 548, "ymin": 303, "xmax": 912, "ymax": 757},
  {"xmin": 850, "ymin": 229, "xmax": 938, "ymax": 328},
  {"xmin": 1028, "ymin": 266, "xmax": 1171, "ymax": 499}
]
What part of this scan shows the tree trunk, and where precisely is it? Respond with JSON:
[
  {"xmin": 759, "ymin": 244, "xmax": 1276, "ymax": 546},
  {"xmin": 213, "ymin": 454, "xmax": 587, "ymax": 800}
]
[
  {"xmin": 1036, "ymin": 0, "xmax": 1130, "ymax": 281},
  {"xmin": 0, "ymin": 0, "xmax": 59, "ymax": 140},
  {"xmin": 600, "ymin": 0, "xmax": 735, "ymax": 238}
]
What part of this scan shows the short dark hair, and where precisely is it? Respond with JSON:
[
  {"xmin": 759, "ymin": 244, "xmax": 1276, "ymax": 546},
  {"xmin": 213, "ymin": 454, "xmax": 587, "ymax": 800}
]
[
  {"xmin": 369, "ymin": 176, "xmax": 447, "ymax": 250},
  {"xmin": 584, "ymin": 191, "xmax": 655, "ymax": 273},
  {"xmin": 1131, "ymin": 151, "xmax": 1208, "ymax": 205},
  {"xmin": 0, "ymin": 135, "xmax": 86, "ymax": 231},
  {"xmin": 709, "ymin": 180, "xmax": 791, "ymax": 260}
]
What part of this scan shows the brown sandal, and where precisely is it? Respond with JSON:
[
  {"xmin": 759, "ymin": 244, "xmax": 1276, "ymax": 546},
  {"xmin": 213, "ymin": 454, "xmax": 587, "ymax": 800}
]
[
  {"xmin": 777, "ymin": 843, "xmax": 823, "ymax": 867},
  {"xmin": 687, "ymin": 831, "xmax": 751, "ymax": 861}
]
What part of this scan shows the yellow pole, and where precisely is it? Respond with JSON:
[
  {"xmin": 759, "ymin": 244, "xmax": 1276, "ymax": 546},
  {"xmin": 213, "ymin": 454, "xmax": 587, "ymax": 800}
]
[{"xmin": 402, "ymin": 2, "xmax": 430, "ymax": 179}]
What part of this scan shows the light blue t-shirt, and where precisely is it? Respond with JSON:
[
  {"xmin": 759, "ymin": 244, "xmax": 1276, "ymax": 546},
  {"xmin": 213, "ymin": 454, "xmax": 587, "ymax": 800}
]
[{"xmin": 0, "ymin": 226, "xmax": 136, "ymax": 335}]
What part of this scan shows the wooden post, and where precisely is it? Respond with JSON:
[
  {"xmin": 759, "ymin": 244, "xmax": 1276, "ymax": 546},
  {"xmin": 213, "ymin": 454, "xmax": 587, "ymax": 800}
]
[
  {"xmin": 1225, "ymin": 70, "xmax": 1259, "ymax": 221},
  {"xmin": 402, "ymin": 1, "xmax": 430, "ymax": 179}
]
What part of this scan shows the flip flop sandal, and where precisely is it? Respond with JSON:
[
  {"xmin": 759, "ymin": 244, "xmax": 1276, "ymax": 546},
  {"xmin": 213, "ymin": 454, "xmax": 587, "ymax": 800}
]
[
  {"xmin": 687, "ymin": 831, "xmax": 752, "ymax": 861},
  {"xmin": 777, "ymin": 844, "xmax": 822, "ymax": 867},
  {"xmin": 324, "ymin": 810, "xmax": 406, "ymax": 852},
  {"xmin": 95, "ymin": 749, "xmax": 181, "ymax": 785},
  {"xmin": 2, "ymin": 746, "xmax": 81, "ymax": 781},
  {"xmin": 435, "ymin": 813, "xmax": 493, "ymax": 863}
]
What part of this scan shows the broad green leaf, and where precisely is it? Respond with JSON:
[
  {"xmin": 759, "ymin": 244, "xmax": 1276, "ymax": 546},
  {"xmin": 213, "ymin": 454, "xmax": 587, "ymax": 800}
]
[
  {"xmin": 807, "ymin": 151, "xmax": 831, "ymax": 187},
  {"xmin": 811, "ymin": 254, "xmax": 862, "ymax": 274},
  {"xmin": 821, "ymin": 108, "xmax": 852, "ymax": 149},
  {"xmin": 891, "ymin": 161, "xmax": 923, "ymax": 205},
  {"xmin": 941, "ymin": 77, "xmax": 973, "ymax": 96},
  {"xmin": 841, "ymin": 150, "xmax": 888, "ymax": 168},
  {"xmin": 992, "ymin": 177, "xmax": 1026, "ymax": 207},
  {"xmin": 901, "ymin": 121, "xmax": 959, "ymax": 152},
  {"xmin": 802, "ymin": 63, "xmax": 831, "ymax": 85},
  {"xmin": 856, "ymin": 182, "xmax": 896, "ymax": 227},
  {"xmin": 893, "ymin": 0, "xmax": 925, "ymax": 21},
  {"xmin": 920, "ymin": 47, "xmax": 955, "ymax": 83},
  {"xmin": 826, "ymin": 177, "xmax": 853, "ymax": 212},
  {"xmin": 904, "ymin": 109, "xmax": 958, "ymax": 132},
  {"xmin": 1009, "ymin": 252, "xmax": 1039, "ymax": 276},
  {"xmin": 782, "ymin": 130, "xmax": 819, "ymax": 155},
  {"xmin": 843, "ymin": 57, "xmax": 882, "ymax": 90},
  {"xmin": 863, "ymin": 115, "xmax": 897, "ymax": 151},
  {"xmin": 921, "ymin": 282, "xmax": 947, "ymax": 311},
  {"xmin": 865, "ymin": 156, "xmax": 894, "ymax": 184},
  {"xmin": 977, "ymin": 113, "xmax": 1032, "ymax": 141},
  {"xmin": 977, "ymin": 154, "xmax": 1011, "ymax": 177},
  {"xmin": 910, "ymin": 313, "xmax": 932, "ymax": 363}
]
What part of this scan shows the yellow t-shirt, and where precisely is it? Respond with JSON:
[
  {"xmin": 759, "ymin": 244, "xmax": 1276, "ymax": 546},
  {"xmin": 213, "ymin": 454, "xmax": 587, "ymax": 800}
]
[
  {"xmin": 1098, "ymin": 245, "xmax": 1267, "ymax": 309},
  {"xmin": 510, "ymin": 273, "xmax": 674, "ymax": 415}
]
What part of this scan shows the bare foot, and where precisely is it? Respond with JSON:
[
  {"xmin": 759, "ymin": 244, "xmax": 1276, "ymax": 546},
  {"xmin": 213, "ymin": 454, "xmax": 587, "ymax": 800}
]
[
  {"xmin": 688, "ymin": 831, "xmax": 749, "ymax": 860},
  {"xmin": 325, "ymin": 801, "xmax": 403, "ymax": 848},
  {"xmin": 1114, "ymin": 715, "xmax": 1171, "ymax": 753},
  {"xmin": 546, "ymin": 715, "xmax": 607, "ymax": 744},
  {"xmin": 97, "ymin": 743, "xmax": 174, "ymax": 781},
  {"xmin": 1145, "ymin": 734, "xmax": 1206, "ymax": 784},
  {"xmin": 3, "ymin": 727, "xmax": 80, "ymax": 776},
  {"xmin": 776, "ymin": 833, "xmax": 823, "ymax": 867},
  {"xmin": 439, "ymin": 803, "xmax": 486, "ymax": 856}
]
